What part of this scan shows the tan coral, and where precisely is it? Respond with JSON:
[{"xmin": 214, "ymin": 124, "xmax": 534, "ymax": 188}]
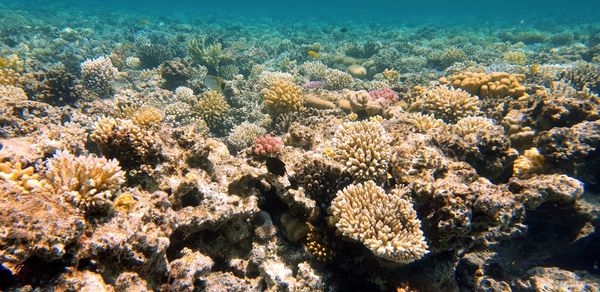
[
  {"xmin": 513, "ymin": 148, "xmax": 545, "ymax": 177},
  {"xmin": 332, "ymin": 120, "xmax": 391, "ymax": 182},
  {"xmin": 329, "ymin": 181, "xmax": 429, "ymax": 264},
  {"xmin": 452, "ymin": 116, "xmax": 496, "ymax": 136},
  {"xmin": 411, "ymin": 85, "xmax": 481, "ymax": 123},
  {"xmin": 45, "ymin": 150, "xmax": 125, "ymax": 212},
  {"xmin": 131, "ymin": 106, "xmax": 165, "ymax": 127},
  {"xmin": 0, "ymin": 161, "xmax": 44, "ymax": 192},
  {"xmin": 440, "ymin": 71, "xmax": 527, "ymax": 98},
  {"xmin": 195, "ymin": 90, "xmax": 230, "ymax": 130}
]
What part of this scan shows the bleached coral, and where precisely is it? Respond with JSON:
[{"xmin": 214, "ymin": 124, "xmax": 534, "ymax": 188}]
[
  {"xmin": 261, "ymin": 79, "xmax": 303, "ymax": 116},
  {"xmin": 256, "ymin": 71, "xmax": 294, "ymax": 90},
  {"xmin": 45, "ymin": 150, "xmax": 125, "ymax": 212},
  {"xmin": 411, "ymin": 85, "xmax": 481, "ymax": 123},
  {"xmin": 329, "ymin": 181, "xmax": 429, "ymax": 264},
  {"xmin": 80, "ymin": 56, "xmax": 118, "ymax": 96},
  {"xmin": 332, "ymin": 120, "xmax": 391, "ymax": 181}
]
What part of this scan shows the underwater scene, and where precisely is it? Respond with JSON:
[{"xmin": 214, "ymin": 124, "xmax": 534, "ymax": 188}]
[{"xmin": 1, "ymin": 0, "xmax": 599, "ymax": 291}]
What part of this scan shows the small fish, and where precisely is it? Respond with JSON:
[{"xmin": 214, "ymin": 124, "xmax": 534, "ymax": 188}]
[
  {"xmin": 204, "ymin": 75, "xmax": 223, "ymax": 92},
  {"xmin": 265, "ymin": 157, "xmax": 286, "ymax": 176},
  {"xmin": 340, "ymin": 27, "xmax": 348, "ymax": 33},
  {"xmin": 307, "ymin": 50, "xmax": 320, "ymax": 59}
]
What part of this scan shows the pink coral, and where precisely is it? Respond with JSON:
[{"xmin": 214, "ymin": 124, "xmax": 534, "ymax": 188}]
[
  {"xmin": 369, "ymin": 88, "xmax": 399, "ymax": 104},
  {"xmin": 253, "ymin": 135, "xmax": 283, "ymax": 156}
]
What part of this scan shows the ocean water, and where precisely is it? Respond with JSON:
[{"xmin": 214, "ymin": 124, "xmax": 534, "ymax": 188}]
[{"xmin": 1, "ymin": 0, "xmax": 599, "ymax": 291}]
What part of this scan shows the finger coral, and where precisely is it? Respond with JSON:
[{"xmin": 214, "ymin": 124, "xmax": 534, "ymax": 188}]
[
  {"xmin": 80, "ymin": 56, "xmax": 118, "ymax": 97},
  {"xmin": 261, "ymin": 79, "xmax": 303, "ymax": 116},
  {"xmin": 332, "ymin": 120, "xmax": 391, "ymax": 182},
  {"xmin": 195, "ymin": 90, "xmax": 230, "ymax": 131},
  {"xmin": 91, "ymin": 117, "xmax": 160, "ymax": 168},
  {"xmin": 45, "ymin": 150, "xmax": 125, "ymax": 212},
  {"xmin": 329, "ymin": 181, "xmax": 429, "ymax": 264},
  {"xmin": 411, "ymin": 85, "xmax": 481, "ymax": 123}
]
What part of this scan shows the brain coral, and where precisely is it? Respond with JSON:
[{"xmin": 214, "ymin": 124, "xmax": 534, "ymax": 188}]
[
  {"xmin": 411, "ymin": 85, "xmax": 481, "ymax": 123},
  {"xmin": 332, "ymin": 120, "xmax": 391, "ymax": 182},
  {"xmin": 45, "ymin": 150, "xmax": 125, "ymax": 212},
  {"xmin": 80, "ymin": 56, "xmax": 118, "ymax": 97},
  {"xmin": 329, "ymin": 181, "xmax": 429, "ymax": 264}
]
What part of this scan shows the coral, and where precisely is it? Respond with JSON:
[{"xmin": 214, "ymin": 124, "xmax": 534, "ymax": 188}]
[
  {"xmin": 301, "ymin": 61, "xmax": 328, "ymax": 80},
  {"xmin": 195, "ymin": 90, "xmax": 230, "ymax": 131},
  {"xmin": 332, "ymin": 120, "xmax": 391, "ymax": 182},
  {"xmin": 561, "ymin": 62, "xmax": 600, "ymax": 92},
  {"xmin": 440, "ymin": 72, "xmax": 527, "ymax": 99},
  {"xmin": 160, "ymin": 58, "xmax": 192, "ymax": 89},
  {"xmin": 45, "ymin": 150, "xmax": 125, "ymax": 212},
  {"xmin": 283, "ymin": 122, "xmax": 315, "ymax": 150},
  {"xmin": 256, "ymin": 71, "xmax": 295, "ymax": 90},
  {"xmin": 404, "ymin": 112, "xmax": 447, "ymax": 133},
  {"xmin": 137, "ymin": 43, "xmax": 174, "ymax": 68},
  {"xmin": 427, "ymin": 47, "xmax": 468, "ymax": 68},
  {"xmin": 329, "ymin": 181, "xmax": 429, "ymax": 264},
  {"xmin": 91, "ymin": 117, "xmax": 160, "ymax": 168},
  {"xmin": 0, "ymin": 84, "xmax": 27, "ymax": 101},
  {"xmin": 131, "ymin": 106, "xmax": 164, "ymax": 127},
  {"xmin": 188, "ymin": 39, "xmax": 234, "ymax": 74},
  {"xmin": 535, "ymin": 120, "xmax": 600, "ymax": 186},
  {"xmin": 261, "ymin": 79, "xmax": 303, "ymax": 116},
  {"xmin": 175, "ymin": 86, "xmax": 195, "ymax": 101},
  {"xmin": 305, "ymin": 223, "xmax": 336, "ymax": 262},
  {"xmin": 514, "ymin": 267, "xmax": 599, "ymax": 291},
  {"xmin": 411, "ymin": 85, "xmax": 481, "ymax": 123},
  {"xmin": 0, "ymin": 68, "xmax": 23, "ymax": 86},
  {"xmin": 253, "ymin": 135, "xmax": 283, "ymax": 156},
  {"xmin": 323, "ymin": 68, "xmax": 354, "ymax": 90},
  {"xmin": 513, "ymin": 148, "xmax": 545, "ymax": 177},
  {"xmin": 369, "ymin": 87, "xmax": 399, "ymax": 104},
  {"xmin": 344, "ymin": 89, "xmax": 386, "ymax": 116},
  {"xmin": 0, "ymin": 161, "xmax": 44, "ymax": 192},
  {"xmin": 290, "ymin": 157, "xmax": 351, "ymax": 209},
  {"xmin": 125, "ymin": 57, "xmax": 141, "ymax": 69},
  {"xmin": 227, "ymin": 122, "xmax": 267, "ymax": 151},
  {"xmin": 502, "ymin": 51, "xmax": 527, "ymax": 65},
  {"xmin": 26, "ymin": 64, "xmax": 82, "ymax": 105},
  {"xmin": 80, "ymin": 56, "xmax": 118, "ymax": 97},
  {"xmin": 451, "ymin": 116, "xmax": 496, "ymax": 136}
]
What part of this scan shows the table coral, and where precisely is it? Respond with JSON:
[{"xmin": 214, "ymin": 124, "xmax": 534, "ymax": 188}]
[{"xmin": 329, "ymin": 181, "xmax": 429, "ymax": 264}]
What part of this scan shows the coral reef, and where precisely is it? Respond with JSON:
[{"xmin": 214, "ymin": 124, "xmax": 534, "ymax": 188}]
[
  {"xmin": 80, "ymin": 56, "xmax": 118, "ymax": 97},
  {"xmin": 411, "ymin": 85, "xmax": 481, "ymax": 123}
]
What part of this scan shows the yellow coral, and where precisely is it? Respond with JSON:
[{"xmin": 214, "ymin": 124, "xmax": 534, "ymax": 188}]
[
  {"xmin": 513, "ymin": 148, "xmax": 545, "ymax": 177},
  {"xmin": 0, "ymin": 85, "xmax": 28, "ymax": 101},
  {"xmin": 329, "ymin": 181, "xmax": 429, "ymax": 264},
  {"xmin": 411, "ymin": 85, "xmax": 481, "ymax": 123},
  {"xmin": 0, "ymin": 69, "xmax": 23, "ymax": 86},
  {"xmin": 131, "ymin": 106, "xmax": 164, "ymax": 127},
  {"xmin": 0, "ymin": 161, "xmax": 44, "ymax": 193},
  {"xmin": 195, "ymin": 90, "xmax": 230, "ymax": 129},
  {"xmin": 305, "ymin": 223, "xmax": 335, "ymax": 262},
  {"xmin": 503, "ymin": 51, "xmax": 528, "ymax": 65},
  {"xmin": 440, "ymin": 71, "xmax": 527, "ymax": 99},
  {"xmin": 261, "ymin": 79, "xmax": 303, "ymax": 116},
  {"xmin": 114, "ymin": 192, "xmax": 137, "ymax": 213}
]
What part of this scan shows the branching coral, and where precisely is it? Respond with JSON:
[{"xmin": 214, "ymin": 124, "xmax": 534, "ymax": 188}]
[
  {"xmin": 131, "ymin": 106, "xmax": 164, "ymax": 127},
  {"xmin": 0, "ymin": 161, "xmax": 44, "ymax": 193},
  {"xmin": 332, "ymin": 120, "xmax": 391, "ymax": 182},
  {"xmin": 261, "ymin": 79, "xmax": 303, "ymax": 116},
  {"xmin": 411, "ymin": 85, "xmax": 481, "ymax": 123},
  {"xmin": 45, "ymin": 150, "xmax": 125, "ymax": 212},
  {"xmin": 80, "ymin": 56, "xmax": 118, "ymax": 97},
  {"xmin": 329, "ymin": 181, "xmax": 429, "ymax": 264},
  {"xmin": 195, "ymin": 90, "xmax": 230, "ymax": 131},
  {"xmin": 91, "ymin": 117, "xmax": 160, "ymax": 168},
  {"xmin": 227, "ymin": 122, "xmax": 267, "ymax": 151}
]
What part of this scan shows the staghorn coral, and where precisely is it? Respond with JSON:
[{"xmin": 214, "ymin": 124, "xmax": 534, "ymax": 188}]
[
  {"xmin": 427, "ymin": 47, "xmax": 468, "ymax": 68},
  {"xmin": 91, "ymin": 117, "xmax": 160, "ymax": 168},
  {"xmin": 329, "ymin": 181, "xmax": 429, "ymax": 264},
  {"xmin": 332, "ymin": 120, "xmax": 391, "ymax": 182},
  {"xmin": 45, "ymin": 150, "xmax": 125, "ymax": 212},
  {"xmin": 411, "ymin": 85, "xmax": 481, "ymax": 123},
  {"xmin": 440, "ymin": 71, "xmax": 527, "ymax": 99},
  {"xmin": 256, "ymin": 71, "xmax": 295, "ymax": 90},
  {"xmin": 80, "ymin": 56, "xmax": 118, "ymax": 97},
  {"xmin": 195, "ymin": 90, "xmax": 231, "ymax": 131},
  {"xmin": 261, "ymin": 78, "xmax": 303, "ymax": 116}
]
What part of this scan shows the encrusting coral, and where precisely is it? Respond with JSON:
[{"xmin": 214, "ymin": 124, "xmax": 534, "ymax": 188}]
[
  {"xmin": 45, "ymin": 150, "xmax": 125, "ymax": 212},
  {"xmin": 329, "ymin": 181, "xmax": 429, "ymax": 264}
]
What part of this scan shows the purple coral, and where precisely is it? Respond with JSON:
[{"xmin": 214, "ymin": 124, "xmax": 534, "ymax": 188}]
[{"xmin": 304, "ymin": 81, "xmax": 325, "ymax": 90}]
